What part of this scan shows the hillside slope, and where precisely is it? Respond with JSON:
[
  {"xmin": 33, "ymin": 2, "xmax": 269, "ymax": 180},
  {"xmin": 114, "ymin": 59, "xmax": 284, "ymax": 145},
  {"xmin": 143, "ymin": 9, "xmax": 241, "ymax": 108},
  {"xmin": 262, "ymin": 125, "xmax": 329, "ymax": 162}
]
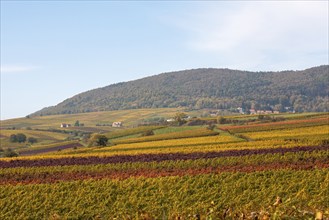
[{"xmin": 31, "ymin": 65, "xmax": 329, "ymax": 116}]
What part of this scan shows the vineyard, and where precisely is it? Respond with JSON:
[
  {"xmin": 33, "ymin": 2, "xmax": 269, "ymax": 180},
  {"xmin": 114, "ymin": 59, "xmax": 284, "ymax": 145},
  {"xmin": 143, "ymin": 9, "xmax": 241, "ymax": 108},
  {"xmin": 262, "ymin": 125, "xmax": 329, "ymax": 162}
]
[
  {"xmin": 112, "ymin": 127, "xmax": 219, "ymax": 144},
  {"xmin": 0, "ymin": 112, "xmax": 328, "ymax": 219}
]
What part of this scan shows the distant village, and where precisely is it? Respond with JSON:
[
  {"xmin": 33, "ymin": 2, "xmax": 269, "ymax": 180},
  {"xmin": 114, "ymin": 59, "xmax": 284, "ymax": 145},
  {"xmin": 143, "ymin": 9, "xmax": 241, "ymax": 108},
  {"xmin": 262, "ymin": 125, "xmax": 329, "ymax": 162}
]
[
  {"xmin": 236, "ymin": 107, "xmax": 281, "ymax": 115},
  {"xmin": 60, "ymin": 107, "xmax": 295, "ymax": 128},
  {"xmin": 206, "ymin": 106, "xmax": 295, "ymax": 117},
  {"xmin": 60, "ymin": 121, "xmax": 123, "ymax": 128}
]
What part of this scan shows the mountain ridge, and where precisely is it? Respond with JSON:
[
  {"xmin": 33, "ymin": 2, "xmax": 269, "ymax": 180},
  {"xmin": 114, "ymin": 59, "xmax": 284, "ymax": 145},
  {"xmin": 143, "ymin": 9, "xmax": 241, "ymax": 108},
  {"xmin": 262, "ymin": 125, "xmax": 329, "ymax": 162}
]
[{"xmin": 30, "ymin": 65, "xmax": 329, "ymax": 116}]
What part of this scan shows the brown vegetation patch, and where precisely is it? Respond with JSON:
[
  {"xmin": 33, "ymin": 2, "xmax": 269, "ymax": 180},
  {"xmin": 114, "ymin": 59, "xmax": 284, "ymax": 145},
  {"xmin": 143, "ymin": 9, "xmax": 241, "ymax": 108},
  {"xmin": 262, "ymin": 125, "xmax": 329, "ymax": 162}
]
[
  {"xmin": 1, "ymin": 145, "xmax": 328, "ymax": 168},
  {"xmin": 1, "ymin": 160, "xmax": 328, "ymax": 185}
]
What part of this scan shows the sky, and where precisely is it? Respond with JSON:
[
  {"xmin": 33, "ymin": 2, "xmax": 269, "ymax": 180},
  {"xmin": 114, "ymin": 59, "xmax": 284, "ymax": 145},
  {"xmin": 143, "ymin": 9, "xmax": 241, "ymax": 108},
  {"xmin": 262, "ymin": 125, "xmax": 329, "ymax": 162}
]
[{"xmin": 1, "ymin": 1, "xmax": 328, "ymax": 120}]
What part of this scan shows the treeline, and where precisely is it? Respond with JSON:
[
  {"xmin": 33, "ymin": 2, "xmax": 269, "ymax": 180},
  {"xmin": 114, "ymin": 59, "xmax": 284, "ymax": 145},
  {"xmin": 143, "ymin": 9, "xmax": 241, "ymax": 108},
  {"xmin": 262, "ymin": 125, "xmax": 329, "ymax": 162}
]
[
  {"xmin": 9, "ymin": 133, "xmax": 37, "ymax": 144},
  {"xmin": 30, "ymin": 65, "xmax": 329, "ymax": 116}
]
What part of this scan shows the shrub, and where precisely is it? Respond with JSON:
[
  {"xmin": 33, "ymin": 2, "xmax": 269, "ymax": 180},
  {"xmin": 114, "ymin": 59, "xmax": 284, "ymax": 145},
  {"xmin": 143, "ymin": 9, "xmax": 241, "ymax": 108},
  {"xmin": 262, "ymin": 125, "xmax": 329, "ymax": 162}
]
[
  {"xmin": 258, "ymin": 115, "xmax": 265, "ymax": 120},
  {"xmin": 9, "ymin": 134, "xmax": 17, "ymax": 143},
  {"xmin": 3, "ymin": 148, "xmax": 18, "ymax": 157},
  {"xmin": 141, "ymin": 130, "xmax": 154, "ymax": 136},
  {"xmin": 89, "ymin": 134, "xmax": 109, "ymax": 147},
  {"xmin": 28, "ymin": 137, "xmax": 38, "ymax": 144},
  {"xmin": 207, "ymin": 124, "xmax": 216, "ymax": 130},
  {"xmin": 16, "ymin": 133, "xmax": 27, "ymax": 143},
  {"xmin": 217, "ymin": 117, "xmax": 227, "ymax": 124}
]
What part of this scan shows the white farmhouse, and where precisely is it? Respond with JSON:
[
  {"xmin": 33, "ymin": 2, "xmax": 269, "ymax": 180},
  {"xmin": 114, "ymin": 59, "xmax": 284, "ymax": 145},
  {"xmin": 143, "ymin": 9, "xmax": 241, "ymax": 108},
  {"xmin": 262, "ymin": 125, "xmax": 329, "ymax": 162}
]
[
  {"xmin": 60, "ymin": 123, "xmax": 71, "ymax": 128},
  {"xmin": 112, "ymin": 122, "xmax": 123, "ymax": 127}
]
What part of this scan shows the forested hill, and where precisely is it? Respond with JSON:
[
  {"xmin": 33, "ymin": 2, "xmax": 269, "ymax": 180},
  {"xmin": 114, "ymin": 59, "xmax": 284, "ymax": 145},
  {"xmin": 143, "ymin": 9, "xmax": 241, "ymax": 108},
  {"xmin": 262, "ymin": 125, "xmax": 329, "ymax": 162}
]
[{"xmin": 31, "ymin": 65, "xmax": 328, "ymax": 116}]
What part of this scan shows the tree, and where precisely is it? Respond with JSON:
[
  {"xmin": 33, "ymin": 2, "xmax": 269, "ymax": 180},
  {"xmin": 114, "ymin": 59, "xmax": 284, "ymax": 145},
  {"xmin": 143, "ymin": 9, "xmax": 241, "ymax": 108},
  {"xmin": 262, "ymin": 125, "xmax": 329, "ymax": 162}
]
[
  {"xmin": 74, "ymin": 120, "xmax": 80, "ymax": 127},
  {"xmin": 9, "ymin": 134, "xmax": 17, "ymax": 143},
  {"xmin": 89, "ymin": 134, "xmax": 108, "ymax": 147},
  {"xmin": 10, "ymin": 133, "xmax": 27, "ymax": 143},
  {"xmin": 16, "ymin": 133, "xmax": 27, "ymax": 143},
  {"xmin": 96, "ymin": 135, "xmax": 108, "ymax": 146},
  {"xmin": 174, "ymin": 113, "xmax": 187, "ymax": 126},
  {"xmin": 273, "ymin": 104, "xmax": 284, "ymax": 112},
  {"xmin": 217, "ymin": 116, "xmax": 226, "ymax": 124},
  {"xmin": 28, "ymin": 137, "xmax": 37, "ymax": 144}
]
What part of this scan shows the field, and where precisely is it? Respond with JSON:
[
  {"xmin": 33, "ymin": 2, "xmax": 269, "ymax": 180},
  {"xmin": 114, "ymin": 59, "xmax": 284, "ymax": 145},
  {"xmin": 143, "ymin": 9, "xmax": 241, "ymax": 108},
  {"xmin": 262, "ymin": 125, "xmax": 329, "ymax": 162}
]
[
  {"xmin": 0, "ymin": 108, "xmax": 186, "ymax": 129},
  {"xmin": 0, "ymin": 111, "xmax": 328, "ymax": 219},
  {"xmin": 0, "ymin": 129, "xmax": 70, "ymax": 150}
]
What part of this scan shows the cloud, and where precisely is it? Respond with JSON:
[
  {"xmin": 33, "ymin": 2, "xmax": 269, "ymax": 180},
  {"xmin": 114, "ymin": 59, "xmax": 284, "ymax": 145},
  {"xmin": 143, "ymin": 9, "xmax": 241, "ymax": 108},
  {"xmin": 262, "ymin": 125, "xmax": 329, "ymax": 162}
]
[
  {"xmin": 170, "ymin": 1, "xmax": 328, "ymax": 70},
  {"xmin": 0, "ymin": 65, "xmax": 39, "ymax": 74}
]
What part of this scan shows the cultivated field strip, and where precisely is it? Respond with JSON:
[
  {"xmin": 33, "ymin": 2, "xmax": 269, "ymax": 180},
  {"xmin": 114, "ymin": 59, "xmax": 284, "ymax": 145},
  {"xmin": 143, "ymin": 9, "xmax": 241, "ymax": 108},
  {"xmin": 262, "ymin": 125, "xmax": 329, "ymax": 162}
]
[
  {"xmin": 1, "ymin": 145, "xmax": 328, "ymax": 168},
  {"xmin": 51, "ymin": 137, "xmax": 326, "ymax": 158},
  {"xmin": 1, "ymin": 162, "xmax": 328, "ymax": 185},
  {"xmin": 96, "ymin": 134, "xmax": 242, "ymax": 152},
  {"xmin": 1, "ymin": 150, "xmax": 328, "ymax": 185},
  {"xmin": 221, "ymin": 117, "xmax": 329, "ymax": 133},
  {"xmin": 1, "ymin": 170, "xmax": 328, "ymax": 219},
  {"xmin": 242, "ymin": 125, "xmax": 329, "ymax": 140},
  {"xmin": 106, "ymin": 126, "xmax": 164, "ymax": 139},
  {"xmin": 18, "ymin": 142, "xmax": 83, "ymax": 156},
  {"xmin": 112, "ymin": 127, "xmax": 219, "ymax": 144},
  {"xmin": 2, "ymin": 150, "xmax": 327, "ymax": 175}
]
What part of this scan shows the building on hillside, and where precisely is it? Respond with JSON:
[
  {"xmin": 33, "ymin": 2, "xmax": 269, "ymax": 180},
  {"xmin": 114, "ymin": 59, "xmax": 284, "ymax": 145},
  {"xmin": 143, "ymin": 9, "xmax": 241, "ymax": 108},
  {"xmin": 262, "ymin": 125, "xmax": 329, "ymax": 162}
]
[
  {"xmin": 112, "ymin": 122, "xmax": 123, "ymax": 127},
  {"xmin": 249, "ymin": 109, "xmax": 256, "ymax": 115},
  {"xmin": 166, "ymin": 118, "xmax": 175, "ymax": 122},
  {"xmin": 183, "ymin": 115, "xmax": 191, "ymax": 120},
  {"xmin": 256, "ymin": 110, "xmax": 273, "ymax": 114},
  {"xmin": 60, "ymin": 123, "xmax": 71, "ymax": 128},
  {"xmin": 250, "ymin": 109, "xmax": 278, "ymax": 115},
  {"xmin": 284, "ymin": 107, "xmax": 295, "ymax": 113},
  {"xmin": 237, "ymin": 107, "xmax": 245, "ymax": 114},
  {"xmin": 209, "ymin": 111, "xmax": 219, "ymax": 117}
]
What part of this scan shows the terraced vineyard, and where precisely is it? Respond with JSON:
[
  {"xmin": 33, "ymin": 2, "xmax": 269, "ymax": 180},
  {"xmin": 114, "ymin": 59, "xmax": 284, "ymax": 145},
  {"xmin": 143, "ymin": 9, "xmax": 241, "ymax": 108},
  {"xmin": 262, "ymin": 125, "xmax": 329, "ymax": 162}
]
[
  {"xmin": 0, "ymin": 112, "xmax": 328, "ymax": 219},
  {"xmin": 17, "ymin": 141, "xmax": 83, "ymax": 156}
]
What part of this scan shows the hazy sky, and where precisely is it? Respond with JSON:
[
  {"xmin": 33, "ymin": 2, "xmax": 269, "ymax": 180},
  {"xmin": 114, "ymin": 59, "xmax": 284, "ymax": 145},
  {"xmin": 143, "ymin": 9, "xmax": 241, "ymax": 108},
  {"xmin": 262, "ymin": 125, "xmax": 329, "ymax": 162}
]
[{"xmin": 1, "ymin": 1, "xmax": 328, "ymax": 120}]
